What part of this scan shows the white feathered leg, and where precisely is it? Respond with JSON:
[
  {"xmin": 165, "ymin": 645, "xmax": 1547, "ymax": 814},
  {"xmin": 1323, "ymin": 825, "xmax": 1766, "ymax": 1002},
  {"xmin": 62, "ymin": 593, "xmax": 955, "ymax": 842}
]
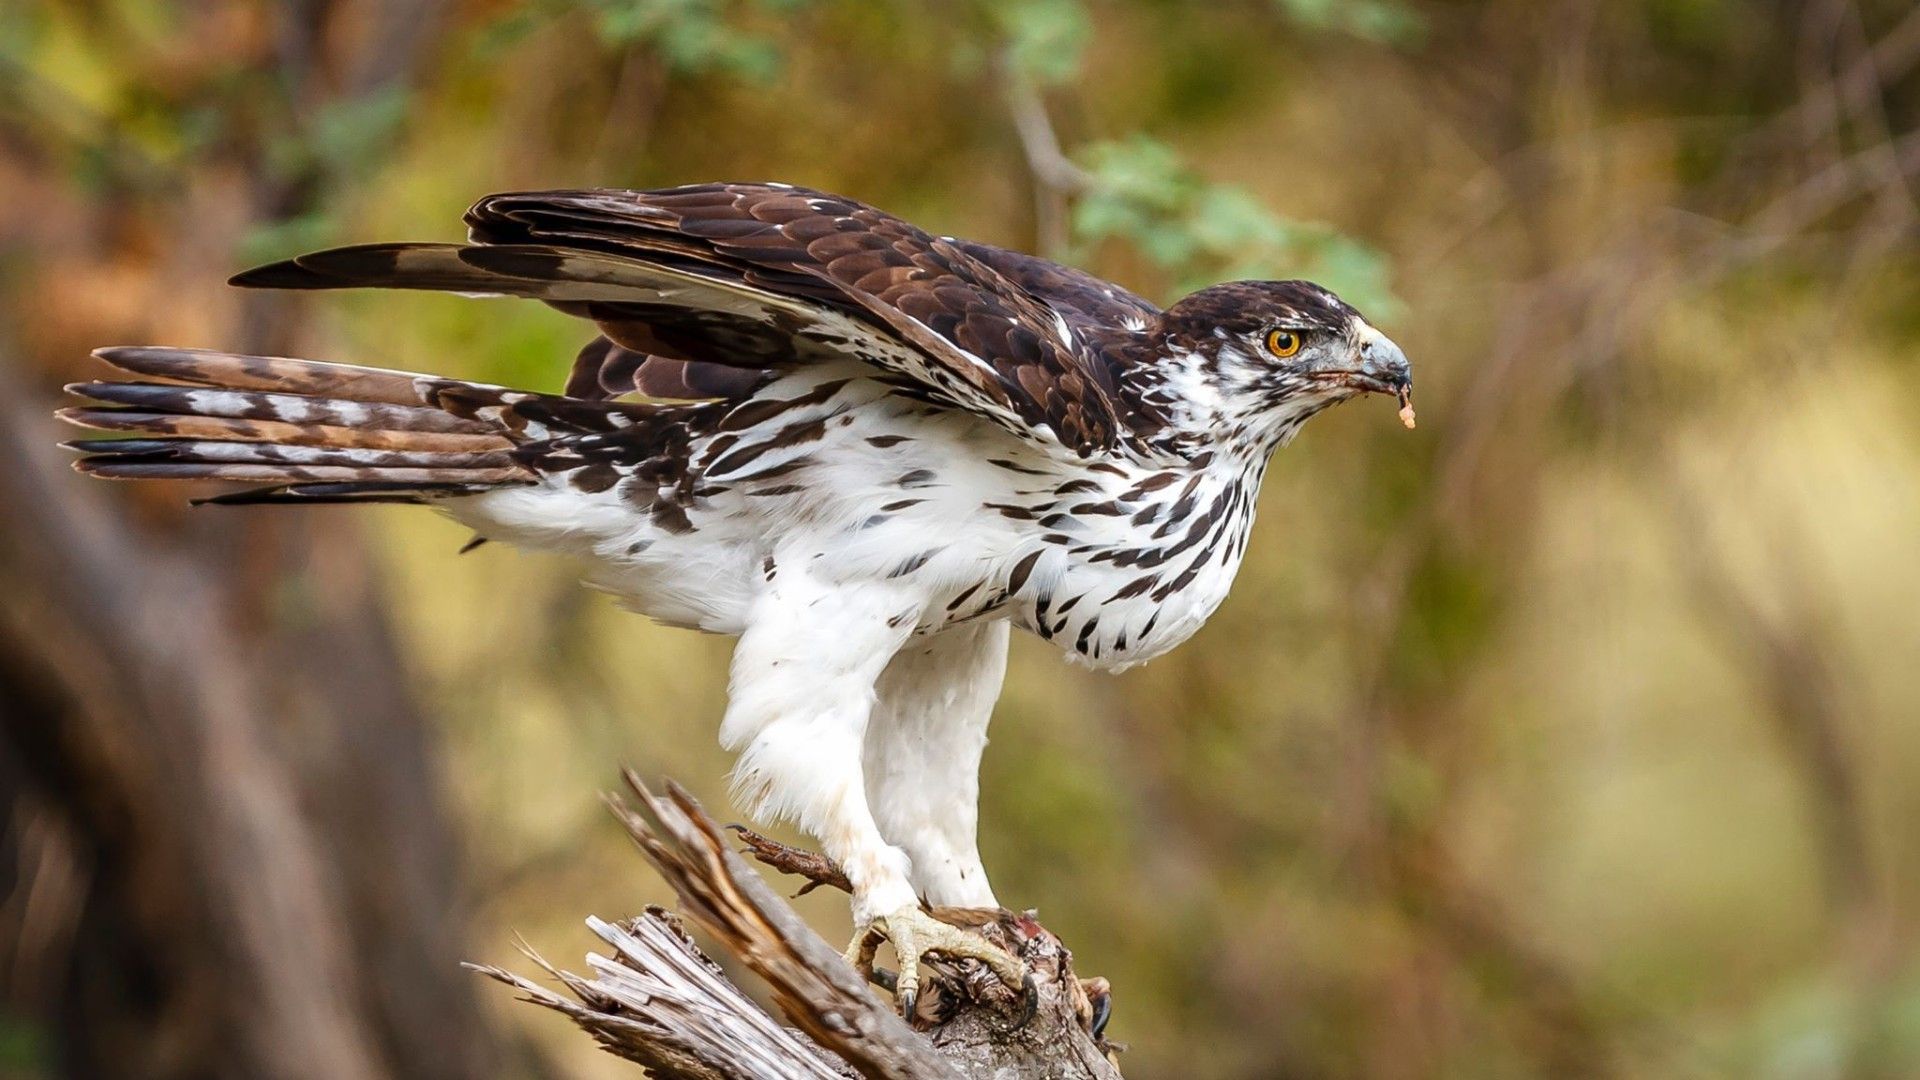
[
  {"xmin": 865, "ymin": 620, "xmax": 1009, "ymax": 909},
  {"xmin": 720, "ymin": 567, "xmax": 922, "ymax": 925},
  {"xmin": 720, "ymin": 566, "xmax": 1023, "ymax": 1010}
]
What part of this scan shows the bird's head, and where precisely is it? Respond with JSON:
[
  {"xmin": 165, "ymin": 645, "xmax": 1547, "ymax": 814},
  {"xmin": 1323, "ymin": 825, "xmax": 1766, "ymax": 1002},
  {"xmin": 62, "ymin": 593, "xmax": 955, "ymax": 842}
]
[{"xmin": 1157, "ymin": 280, "xmax": 1413, "ymax": 443}]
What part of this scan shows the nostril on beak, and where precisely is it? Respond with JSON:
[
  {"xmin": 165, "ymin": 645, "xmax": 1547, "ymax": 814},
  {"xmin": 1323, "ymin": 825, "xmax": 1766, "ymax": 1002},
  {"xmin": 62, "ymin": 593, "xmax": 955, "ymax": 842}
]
[{"xmin": 1361, "ymin": 336, "xmax": 1412, "ymax": 389}]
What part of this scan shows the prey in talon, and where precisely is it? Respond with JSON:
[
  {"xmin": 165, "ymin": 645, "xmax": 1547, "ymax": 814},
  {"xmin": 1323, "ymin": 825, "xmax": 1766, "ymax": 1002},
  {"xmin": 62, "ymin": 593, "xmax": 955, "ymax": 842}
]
[{"xmin": 60, "ymin": 182, "xmax": 1415, "ymax": 1022}]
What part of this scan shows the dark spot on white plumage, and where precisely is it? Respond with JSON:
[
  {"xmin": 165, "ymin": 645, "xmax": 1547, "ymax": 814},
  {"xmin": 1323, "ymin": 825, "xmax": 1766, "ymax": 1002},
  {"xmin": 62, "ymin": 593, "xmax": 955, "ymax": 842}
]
[
  {"xmin": 945, "ymin": 581, "xmax": 985, "ymax": 611},
  {"xmin": 1075, "ymin": 618, "xmax": 1099, "ymax": 654},
  {"xmin": 986, "ymin": 458, "xmax": 1048, "ymax": 476},
  {"xmin": 1006, "ymin": 550, "xmax": 1043, "ymax": 594},
  {"xmin": 888, "ymin": 550, "xmax": 939, "ymax": 578}
]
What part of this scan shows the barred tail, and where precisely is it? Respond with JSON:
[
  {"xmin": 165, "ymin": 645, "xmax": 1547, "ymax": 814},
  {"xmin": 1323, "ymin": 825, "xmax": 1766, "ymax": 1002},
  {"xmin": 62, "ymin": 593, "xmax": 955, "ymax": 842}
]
[{"xmin": 60, "ymin": 347, "xmax": 539, "ymax": 505}]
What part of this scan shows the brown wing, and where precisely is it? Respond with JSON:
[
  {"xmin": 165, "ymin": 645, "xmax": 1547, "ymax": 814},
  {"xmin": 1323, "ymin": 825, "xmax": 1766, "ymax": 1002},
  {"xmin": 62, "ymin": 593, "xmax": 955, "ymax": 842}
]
[
  {"xmin": 463, "ymin": 185, "xmax": 1134, "ymax": 453},
  {"xmin": 233, "ymin": 185, "xmax": 1139, "ymax": 453}
]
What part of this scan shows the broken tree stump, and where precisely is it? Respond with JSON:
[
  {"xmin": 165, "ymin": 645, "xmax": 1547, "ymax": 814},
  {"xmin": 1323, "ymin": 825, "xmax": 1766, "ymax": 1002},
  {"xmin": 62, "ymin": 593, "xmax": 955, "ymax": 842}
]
[{"xmin": 470, "ymin": 770, "xmax": 1122, "ymax": 1079}]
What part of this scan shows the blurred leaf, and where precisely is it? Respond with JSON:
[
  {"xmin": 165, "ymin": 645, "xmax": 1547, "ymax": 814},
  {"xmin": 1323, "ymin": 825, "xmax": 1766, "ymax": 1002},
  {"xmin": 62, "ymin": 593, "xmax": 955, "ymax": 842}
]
[
  {"xmin": 1072, "ymin": 135, "xmax": 1399, "ymax": 314},
  {"xmin": 992, "ymin": 0, "xmax": 1092, "ymax": 86},
  {"xmin": 1271, "ymin": 0, "xmax": 1426, "ymax": 45},
  {"xmin": 479, "ymin": 0, "xmax": 808, "ymax": 83},
  {"xmin": 309, "ymin": 85, "xmax": 412, "ymax": 177}
]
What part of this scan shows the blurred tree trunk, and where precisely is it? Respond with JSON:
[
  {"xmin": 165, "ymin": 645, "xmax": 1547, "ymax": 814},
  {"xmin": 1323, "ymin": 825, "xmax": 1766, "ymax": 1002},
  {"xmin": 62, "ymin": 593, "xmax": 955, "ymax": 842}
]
[{"xmin": 0, "ymin": 3, "xmax": 507, "ymax": 1078}]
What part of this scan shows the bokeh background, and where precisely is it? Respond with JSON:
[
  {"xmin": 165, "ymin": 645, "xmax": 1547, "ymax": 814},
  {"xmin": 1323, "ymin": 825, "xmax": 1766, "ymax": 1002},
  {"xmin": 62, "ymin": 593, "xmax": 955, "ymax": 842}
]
[{"xmin": 2, "ymin": 1, "xmax": 1919, "ymax": 1077}]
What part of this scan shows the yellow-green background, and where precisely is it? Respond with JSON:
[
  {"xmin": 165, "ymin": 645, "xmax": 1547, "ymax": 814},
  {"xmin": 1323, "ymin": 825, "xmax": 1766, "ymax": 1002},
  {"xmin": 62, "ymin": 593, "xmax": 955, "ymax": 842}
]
[{"xmin": 4, "ymin": 1, "xmax": 1919, "ymax": 1076}]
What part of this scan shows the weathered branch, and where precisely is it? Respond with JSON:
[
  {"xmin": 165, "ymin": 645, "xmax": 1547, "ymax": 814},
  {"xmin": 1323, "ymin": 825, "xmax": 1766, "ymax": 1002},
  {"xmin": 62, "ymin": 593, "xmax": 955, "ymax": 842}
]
[
  {"xmin": 475, "ymin": 772, "xmax": 1122, "ymax": 1079},
  {"xmin": 472, "ymin": 912, "xmax": 851, "ymax": 1080}
]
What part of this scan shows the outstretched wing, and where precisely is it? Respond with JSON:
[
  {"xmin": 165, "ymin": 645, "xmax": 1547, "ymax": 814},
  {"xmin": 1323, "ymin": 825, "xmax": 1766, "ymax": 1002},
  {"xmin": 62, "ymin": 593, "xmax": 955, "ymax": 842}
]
[{"xmin": 231, "ymin": 184, "xmax": 1141, "ymax": 454}]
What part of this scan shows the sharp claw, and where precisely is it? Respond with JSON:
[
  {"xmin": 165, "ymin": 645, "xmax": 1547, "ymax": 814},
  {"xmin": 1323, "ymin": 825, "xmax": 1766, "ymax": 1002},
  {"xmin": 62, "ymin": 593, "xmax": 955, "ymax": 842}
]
[
  {"xmin": 1088, "ymin": 985, "xmax": 1111, "ymax": 1040},
  {"xmin": 898, "ymin": 985, "xmax": 918, "ymax": 1018},
  {"xmin": 1017, "ymin": 973, "xmax": 1039, "ymax": 1028}
]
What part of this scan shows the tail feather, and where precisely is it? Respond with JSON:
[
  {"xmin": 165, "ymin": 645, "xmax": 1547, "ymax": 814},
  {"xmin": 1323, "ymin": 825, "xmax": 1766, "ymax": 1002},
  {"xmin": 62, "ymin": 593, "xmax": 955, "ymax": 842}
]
[
  {"xmin": 62, "ymin": 346, "xmax": 546, "ymax": 503},
  {"xmin": 194, "ymin": 482, "xmax": 505, "ymax": 507},
  {"xmin": 92, "ymin": 345, "xmax": 452, "ymax": 406},
  {"xmin": 66, "ymin": 380, "xmax": 498, "ymax": 435},
  {"xmin": 66, "ymin": 438, "xmax": 517, "ymax": 470},
  {"xmin": 72, "ymin": 460, "xmax": 529, "ymax": 485},
  {"xmin": 55, "ymin": 409, "xmax": 515, "ymax": 452}
]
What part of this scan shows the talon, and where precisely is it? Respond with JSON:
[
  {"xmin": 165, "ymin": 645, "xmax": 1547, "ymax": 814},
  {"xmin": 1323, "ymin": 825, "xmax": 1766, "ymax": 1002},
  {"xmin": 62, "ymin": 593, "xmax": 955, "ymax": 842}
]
[
  {"xmin": 1082, "ymin": 976, "xmax": 1112, "ymax": 1040},
  {"xmin": 845, "ymin": 906, "xmax": 1028, "ymax": 1017},
  {"xmin": 1017, "ymin": 972, "xmax": 1039, "ymax": 1028}
]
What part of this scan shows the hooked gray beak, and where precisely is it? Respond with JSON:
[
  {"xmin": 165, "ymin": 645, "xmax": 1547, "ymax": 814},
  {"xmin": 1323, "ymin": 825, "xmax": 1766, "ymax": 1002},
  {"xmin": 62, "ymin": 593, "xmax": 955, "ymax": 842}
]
[
  {"xmin": 1358, "ymin": 328, "xmax": 1412, "ymax": 392},
  {"xmin": 1356, "ymin": 325, "xmax": 1416, "ymax": 429}
]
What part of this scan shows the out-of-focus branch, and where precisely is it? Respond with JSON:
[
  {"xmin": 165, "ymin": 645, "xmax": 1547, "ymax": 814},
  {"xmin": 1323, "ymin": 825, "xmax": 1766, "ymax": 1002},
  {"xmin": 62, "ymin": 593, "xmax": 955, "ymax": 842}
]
[
  {"xmin": 1767, "ymin": 5, "xmax": 1920, "ymax": 149},
  {"xmin": 477, "ymin": 773, "xmax": 1123, "ymax": 1079},
  {"xmin": 1666, "ymin": 490, "xmax": 1874, "ymax": 918},
  {"xmin": 1003, "ymin": 66, "xmax": 1089, "ymax": 259},
  {"xmin": 1005, "ymin": 76, "xmax": 1092, "ymax": 195},
  {"xmin": 0, "ymin": 347, "xmax": 389, "ymax": 1080}
]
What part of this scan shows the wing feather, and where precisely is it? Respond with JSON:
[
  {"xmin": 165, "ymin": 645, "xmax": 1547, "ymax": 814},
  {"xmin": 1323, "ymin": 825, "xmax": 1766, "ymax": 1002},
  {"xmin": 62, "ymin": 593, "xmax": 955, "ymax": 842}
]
[{"xmin": 234, "ymin": 184, "xmax": 1149, "ymax": 452}]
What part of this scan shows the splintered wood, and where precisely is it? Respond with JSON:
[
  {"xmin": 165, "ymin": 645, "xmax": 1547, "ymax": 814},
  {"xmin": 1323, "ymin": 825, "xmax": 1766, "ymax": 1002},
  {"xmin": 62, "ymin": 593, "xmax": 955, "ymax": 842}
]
[{"xmin": 470, "ymin": 773, "xmax": 1123, "ymax": 1080}]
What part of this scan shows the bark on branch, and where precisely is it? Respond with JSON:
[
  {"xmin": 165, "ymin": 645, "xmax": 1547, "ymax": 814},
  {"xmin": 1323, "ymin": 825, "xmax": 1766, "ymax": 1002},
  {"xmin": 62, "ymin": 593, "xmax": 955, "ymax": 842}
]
[{"xmin": 473, "ymin": 772, "xmax": 1122, "ymax": 1079}]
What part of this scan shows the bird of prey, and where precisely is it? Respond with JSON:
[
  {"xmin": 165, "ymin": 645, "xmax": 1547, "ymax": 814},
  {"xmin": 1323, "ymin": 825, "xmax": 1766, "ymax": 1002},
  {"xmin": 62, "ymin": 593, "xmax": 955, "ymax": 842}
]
[{"xmin": 61, "ymin": 183, "xmax": 1413, "ymax": 1011}]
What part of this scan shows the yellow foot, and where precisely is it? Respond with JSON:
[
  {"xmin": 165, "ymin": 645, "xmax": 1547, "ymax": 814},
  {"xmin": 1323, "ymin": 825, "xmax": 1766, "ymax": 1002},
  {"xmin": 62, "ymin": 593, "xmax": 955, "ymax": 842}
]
[{"xmin": 844, "ymin": 905, "xmax": 1029, "ymax": 1016}]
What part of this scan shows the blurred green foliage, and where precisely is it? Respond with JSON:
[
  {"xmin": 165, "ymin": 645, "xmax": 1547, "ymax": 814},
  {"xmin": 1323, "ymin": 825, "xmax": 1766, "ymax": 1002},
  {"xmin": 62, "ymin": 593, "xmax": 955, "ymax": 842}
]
[
  {"xmin": 1073, "ymin": 135, "xmax": 1399, "ymax": 311},
  {"xmin": 483, "ymin": 0, "xmax": 810, "ymax": 80}
]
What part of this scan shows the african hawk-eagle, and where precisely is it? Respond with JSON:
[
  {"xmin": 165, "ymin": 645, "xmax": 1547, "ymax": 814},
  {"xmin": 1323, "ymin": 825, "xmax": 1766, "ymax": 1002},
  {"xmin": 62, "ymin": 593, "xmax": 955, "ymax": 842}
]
[{"xmin": 61, "ymin": 183, "xmax": 1414, "ymax": 1011}]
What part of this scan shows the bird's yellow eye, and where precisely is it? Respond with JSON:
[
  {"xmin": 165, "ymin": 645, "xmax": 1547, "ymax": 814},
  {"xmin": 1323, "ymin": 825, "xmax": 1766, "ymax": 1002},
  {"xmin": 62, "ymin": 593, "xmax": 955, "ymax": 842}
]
[{"xmin": 1265, "ymin": 329, "xmax": 1303, "ymax": 358}]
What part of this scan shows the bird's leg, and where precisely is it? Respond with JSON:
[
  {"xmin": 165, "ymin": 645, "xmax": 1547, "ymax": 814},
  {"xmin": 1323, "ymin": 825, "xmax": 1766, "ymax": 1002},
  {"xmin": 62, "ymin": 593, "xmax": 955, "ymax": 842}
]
[
  {"xmin": 864, "ymin": 623, "xmax": 1008, "ymax": 911},
  {"xmin": 720, "ymin": 572, "xmax": 1024, "ymax": 1014},
  {"xmin": 851, "ymin": 622, "xmax": 1029, "ymax": 1013}
]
